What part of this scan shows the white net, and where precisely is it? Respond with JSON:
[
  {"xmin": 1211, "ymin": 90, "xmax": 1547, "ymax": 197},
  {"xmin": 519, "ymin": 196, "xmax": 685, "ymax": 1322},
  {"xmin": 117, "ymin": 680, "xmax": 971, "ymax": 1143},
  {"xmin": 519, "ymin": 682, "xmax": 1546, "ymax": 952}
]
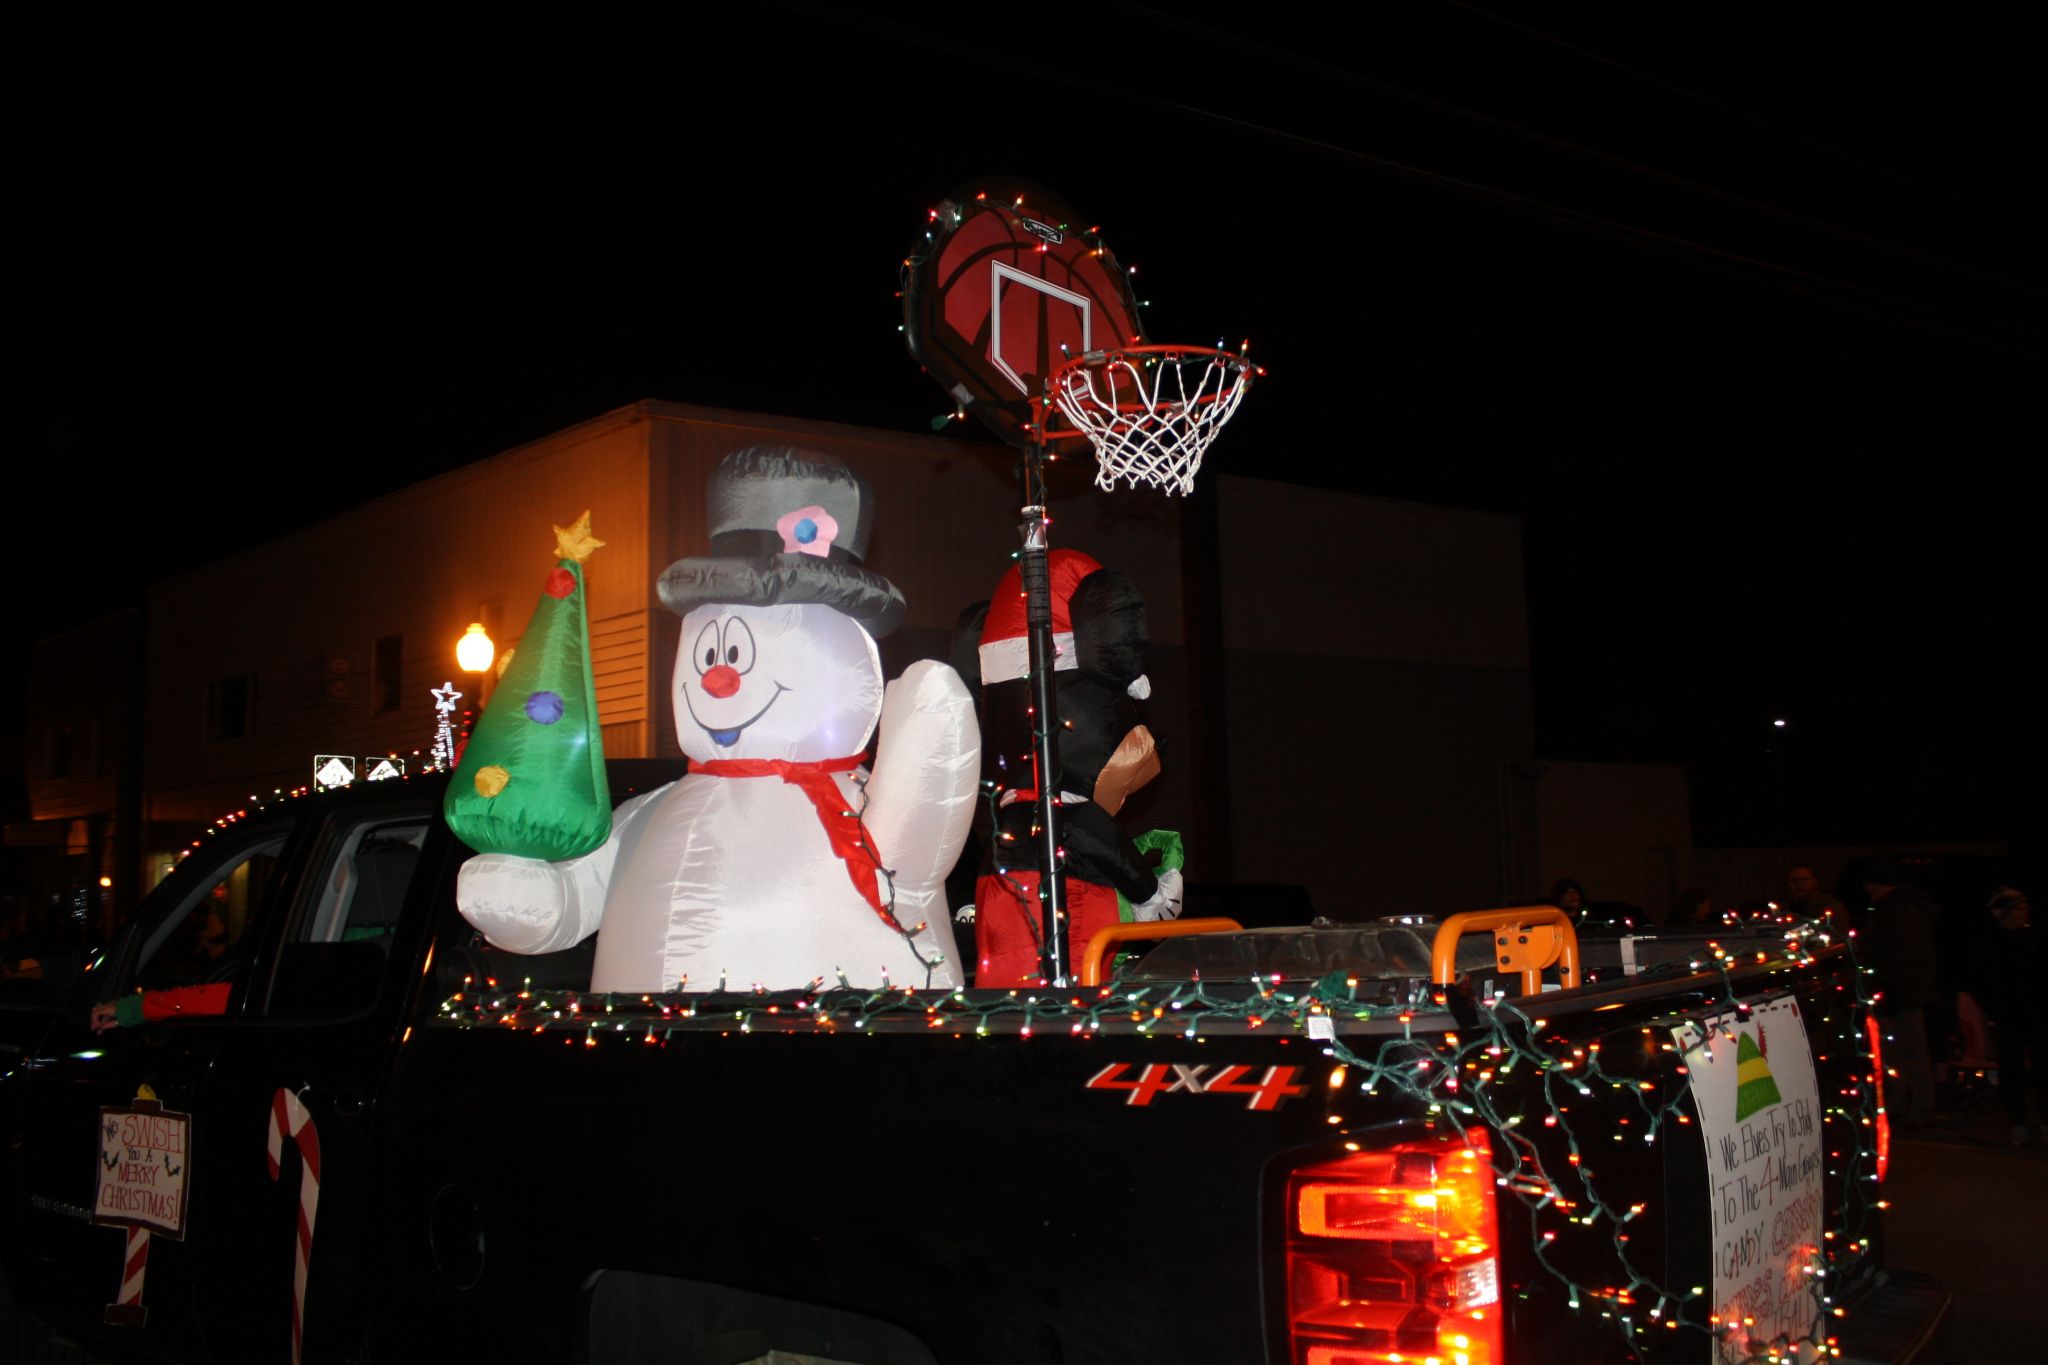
[{"xmin": 1051, "ymin": 346, "xmax": 1254, "ymax": 496}]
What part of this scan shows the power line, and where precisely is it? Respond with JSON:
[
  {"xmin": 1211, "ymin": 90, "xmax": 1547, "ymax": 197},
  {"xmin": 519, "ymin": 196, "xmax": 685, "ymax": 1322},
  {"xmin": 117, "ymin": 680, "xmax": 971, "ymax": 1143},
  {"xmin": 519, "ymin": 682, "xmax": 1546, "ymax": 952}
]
[
  {"xmin": 824, "ymin": 7, "xmax": 2033, "ymax": 350},
  {"xmin": 1120, "ymin": 1, "xmax": 2038, "ymax": 301}
]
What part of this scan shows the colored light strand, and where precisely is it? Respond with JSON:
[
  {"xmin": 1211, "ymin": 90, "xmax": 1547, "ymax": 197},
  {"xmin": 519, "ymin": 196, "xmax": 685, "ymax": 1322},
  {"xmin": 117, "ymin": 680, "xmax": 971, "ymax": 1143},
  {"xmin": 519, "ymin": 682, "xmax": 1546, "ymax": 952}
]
[{"xmin": 439, "ymin": 930, "xmax": 1885, "ymax": 1363}]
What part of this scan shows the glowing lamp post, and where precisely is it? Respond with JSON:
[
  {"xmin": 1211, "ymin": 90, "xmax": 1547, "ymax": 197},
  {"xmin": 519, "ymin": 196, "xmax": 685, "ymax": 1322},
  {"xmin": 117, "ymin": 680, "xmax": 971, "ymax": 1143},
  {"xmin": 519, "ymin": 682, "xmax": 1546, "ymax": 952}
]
[{"xmin": 457, "ymin": 623, "xmax": 496, "ymax": 708}]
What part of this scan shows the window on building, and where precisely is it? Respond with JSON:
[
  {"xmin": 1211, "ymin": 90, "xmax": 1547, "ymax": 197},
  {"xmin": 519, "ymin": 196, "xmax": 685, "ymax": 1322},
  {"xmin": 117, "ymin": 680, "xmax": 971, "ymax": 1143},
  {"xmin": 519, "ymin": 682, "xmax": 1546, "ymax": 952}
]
[
  {"xmin": 206, "ymin": 675, "xmax": 254, "ymax": 742},
  {"xmin": 373, "ymin": 634, "xmax": 403, "ymax": 713}
]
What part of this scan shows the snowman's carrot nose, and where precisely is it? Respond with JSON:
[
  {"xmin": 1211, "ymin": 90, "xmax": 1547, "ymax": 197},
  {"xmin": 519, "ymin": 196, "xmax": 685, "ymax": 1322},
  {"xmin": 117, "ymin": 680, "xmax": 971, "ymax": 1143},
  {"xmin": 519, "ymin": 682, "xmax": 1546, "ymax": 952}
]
[{"xmin": 702, "ymin": 664, "xmax": 742, "ymax": 699}]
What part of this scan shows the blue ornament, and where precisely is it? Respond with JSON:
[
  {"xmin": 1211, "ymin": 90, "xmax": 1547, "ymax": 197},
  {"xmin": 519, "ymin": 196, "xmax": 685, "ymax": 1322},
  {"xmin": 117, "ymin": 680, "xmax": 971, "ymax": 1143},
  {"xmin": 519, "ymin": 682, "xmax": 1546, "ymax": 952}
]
[
  {"xmin": 794, "ymin": 517, "xmax": 818, "ymax": 544},
  {"xmin": 524, "ymin": 690, "xmax": 566, "ymax": 725}
]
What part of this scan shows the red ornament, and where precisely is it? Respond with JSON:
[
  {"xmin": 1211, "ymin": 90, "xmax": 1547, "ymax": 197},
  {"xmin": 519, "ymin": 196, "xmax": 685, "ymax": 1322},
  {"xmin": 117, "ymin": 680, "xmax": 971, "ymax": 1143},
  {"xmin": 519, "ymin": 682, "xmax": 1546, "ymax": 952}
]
[{"xmin": 544, "ymin": 567, "xmax": 576, "ymax": 599}]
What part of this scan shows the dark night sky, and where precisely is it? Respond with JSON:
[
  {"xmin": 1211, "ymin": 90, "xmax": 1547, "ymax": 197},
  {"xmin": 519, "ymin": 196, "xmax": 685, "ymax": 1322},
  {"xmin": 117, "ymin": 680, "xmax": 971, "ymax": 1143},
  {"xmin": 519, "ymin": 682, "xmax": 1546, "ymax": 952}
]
[{"xmin": 14, "ymin": 4, "xmax": 2043, "ymax": 852}]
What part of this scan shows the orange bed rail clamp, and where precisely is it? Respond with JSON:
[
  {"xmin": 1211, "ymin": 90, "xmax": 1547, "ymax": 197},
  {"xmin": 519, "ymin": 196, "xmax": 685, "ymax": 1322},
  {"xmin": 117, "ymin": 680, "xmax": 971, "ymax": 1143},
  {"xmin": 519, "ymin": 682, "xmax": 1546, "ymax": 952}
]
[
  {"xmin": 1430, "ymin": 906, "xmax": 1581, "ymax": 996},
  {"xmin": 1078, "ymin": 918, "xmax": 1245, "ymax": 987}
]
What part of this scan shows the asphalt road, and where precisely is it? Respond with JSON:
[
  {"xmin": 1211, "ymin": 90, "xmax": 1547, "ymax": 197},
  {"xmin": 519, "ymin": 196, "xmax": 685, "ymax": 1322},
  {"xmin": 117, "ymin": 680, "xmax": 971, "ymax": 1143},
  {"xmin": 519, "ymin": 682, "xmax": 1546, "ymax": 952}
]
[{"xmin": 1883, "ymin": 1088, "xmax": 2048, "ymax": 1362}]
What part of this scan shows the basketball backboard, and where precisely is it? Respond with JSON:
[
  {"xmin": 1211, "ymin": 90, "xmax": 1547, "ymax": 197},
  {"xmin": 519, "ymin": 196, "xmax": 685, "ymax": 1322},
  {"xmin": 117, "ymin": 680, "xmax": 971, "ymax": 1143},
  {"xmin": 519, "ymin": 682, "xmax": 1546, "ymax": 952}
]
[{"xmin": 903, "ymin": 181, "xmax": 1145, "ymax": 450}]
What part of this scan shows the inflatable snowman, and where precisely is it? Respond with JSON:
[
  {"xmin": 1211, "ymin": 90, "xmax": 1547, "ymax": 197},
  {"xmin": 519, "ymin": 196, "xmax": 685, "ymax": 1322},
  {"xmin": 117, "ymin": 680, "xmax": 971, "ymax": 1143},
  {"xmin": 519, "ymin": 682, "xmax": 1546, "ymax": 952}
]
[{"xmin": 454, "ymin": 447, "xmax": 980, "ymax": 992}]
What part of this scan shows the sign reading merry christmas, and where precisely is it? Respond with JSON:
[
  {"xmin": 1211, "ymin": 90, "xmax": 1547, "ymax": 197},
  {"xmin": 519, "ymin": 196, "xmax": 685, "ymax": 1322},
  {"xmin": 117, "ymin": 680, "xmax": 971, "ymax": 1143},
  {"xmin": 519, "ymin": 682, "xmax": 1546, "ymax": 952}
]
[{"xmin": 93, "ymin": 1101, "xmax": 191, "ymax": 1239}]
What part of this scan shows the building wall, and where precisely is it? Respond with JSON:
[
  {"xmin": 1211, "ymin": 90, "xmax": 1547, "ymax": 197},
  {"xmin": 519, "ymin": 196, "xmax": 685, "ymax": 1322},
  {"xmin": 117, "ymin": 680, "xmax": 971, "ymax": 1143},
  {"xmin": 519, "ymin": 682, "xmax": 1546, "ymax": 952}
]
[
  {"xmin": 129, "ymin": 400, "xmax": 1190, "ymax": 832},
  {"xmin": 56, "ymin": 400, "xmax": 1548, "ymax": 932},
  {"xmin": 140, "ymin": 407, "xmax": 656, "ymax": 826},
  {"xmin": 26, "ymin": 612, "xmax": 144, "ymax": 824},
  {"xmin": 19, "ymin": 611, "xmax": 145, "ymax": 926},
  {"xmin": 1529, "ymin": 759, "xmax": 1694, "ymax": 916},
  {"xmin": 1213, "ymin": 479, "xmax": 1537, "ymax": 917}
]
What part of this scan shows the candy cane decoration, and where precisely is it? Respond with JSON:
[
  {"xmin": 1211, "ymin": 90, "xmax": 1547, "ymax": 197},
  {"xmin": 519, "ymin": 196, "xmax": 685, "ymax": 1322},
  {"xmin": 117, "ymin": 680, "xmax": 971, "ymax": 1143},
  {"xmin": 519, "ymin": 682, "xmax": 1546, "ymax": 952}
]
[
  {"xmin": 265, "ymin": 1088, "xmax": 321, "ymax": 1365},
  {"xmin": 104, "ymin": 1224, "xmax": 149, "ymax": 1325}
]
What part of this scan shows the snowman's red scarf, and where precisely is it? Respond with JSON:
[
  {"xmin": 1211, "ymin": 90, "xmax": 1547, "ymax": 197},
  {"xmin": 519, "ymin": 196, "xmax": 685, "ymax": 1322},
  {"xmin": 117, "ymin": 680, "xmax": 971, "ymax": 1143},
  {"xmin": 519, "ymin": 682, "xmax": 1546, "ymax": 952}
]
[{"xmin": 687, "ymin": 756, "xmax": 899, "ymax": 930}]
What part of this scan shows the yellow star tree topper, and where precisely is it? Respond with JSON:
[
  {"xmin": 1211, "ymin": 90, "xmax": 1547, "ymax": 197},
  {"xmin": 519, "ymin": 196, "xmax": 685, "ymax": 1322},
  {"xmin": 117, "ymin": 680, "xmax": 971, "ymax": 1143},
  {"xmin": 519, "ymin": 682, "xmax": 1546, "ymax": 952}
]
[{"xmin": 553, "ymin": 511, "xmax": 605, "ymax": 564}]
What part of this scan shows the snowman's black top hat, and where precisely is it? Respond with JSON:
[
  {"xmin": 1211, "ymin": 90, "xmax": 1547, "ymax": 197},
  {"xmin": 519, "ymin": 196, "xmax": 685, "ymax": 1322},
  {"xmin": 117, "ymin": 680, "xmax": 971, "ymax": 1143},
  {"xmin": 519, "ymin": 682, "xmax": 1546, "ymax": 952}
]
[{"xmin": 658, "ymin": 446, "xmax": 907, "ymax": 636}]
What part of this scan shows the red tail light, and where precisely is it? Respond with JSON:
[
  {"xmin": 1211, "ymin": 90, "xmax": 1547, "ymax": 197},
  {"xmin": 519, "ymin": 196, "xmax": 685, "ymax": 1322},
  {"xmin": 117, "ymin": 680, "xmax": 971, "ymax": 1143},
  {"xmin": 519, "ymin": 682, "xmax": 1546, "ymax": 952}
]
[
  {"xmin": 1285, "ymin": 1128, "xmax": 1503, "ymax": 1365},
  {"xmin": 1864, "ymin": 1014, "xmax": 1890, "ymax": 1184}
]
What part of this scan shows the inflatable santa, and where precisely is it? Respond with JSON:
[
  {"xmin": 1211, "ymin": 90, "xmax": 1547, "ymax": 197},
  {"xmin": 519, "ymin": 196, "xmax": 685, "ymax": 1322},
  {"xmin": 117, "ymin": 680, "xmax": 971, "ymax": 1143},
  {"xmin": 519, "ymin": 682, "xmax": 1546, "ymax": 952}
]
[
  {"xmin": 454, "ymin": 446, "xmax": 979, "ymax": 993},
  {"xmin": 956, "ymin": 549, "xmax": 1182, "ymax": 987}
]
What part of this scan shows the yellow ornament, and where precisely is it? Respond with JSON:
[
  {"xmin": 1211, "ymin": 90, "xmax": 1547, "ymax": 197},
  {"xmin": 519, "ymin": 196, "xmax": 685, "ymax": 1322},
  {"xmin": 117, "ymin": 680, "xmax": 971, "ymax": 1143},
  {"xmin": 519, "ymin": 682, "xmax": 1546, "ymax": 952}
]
[{"xmin": 474, "ymin": 765, "xmax": 511, "ymax": 798}]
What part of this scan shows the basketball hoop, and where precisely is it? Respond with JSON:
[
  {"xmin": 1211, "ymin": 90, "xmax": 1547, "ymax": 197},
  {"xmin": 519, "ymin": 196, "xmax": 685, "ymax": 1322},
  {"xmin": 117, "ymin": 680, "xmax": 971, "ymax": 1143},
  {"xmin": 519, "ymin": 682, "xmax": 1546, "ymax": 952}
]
[
  {"xmin": 1050, "ymin": 344, "xmax": 1257, "ymax": 496},
  {"xmin": 904, "ymin": 184, "xmax": 1262, "ymax": 986}
]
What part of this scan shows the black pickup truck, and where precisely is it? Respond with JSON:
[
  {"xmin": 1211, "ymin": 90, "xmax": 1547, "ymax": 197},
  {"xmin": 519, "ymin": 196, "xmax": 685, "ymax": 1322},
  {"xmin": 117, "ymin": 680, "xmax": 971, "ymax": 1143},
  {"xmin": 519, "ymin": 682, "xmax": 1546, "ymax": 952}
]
[{"xmin": 2, "ymin": 763, "xmax": 1946, "ymax": 1364}]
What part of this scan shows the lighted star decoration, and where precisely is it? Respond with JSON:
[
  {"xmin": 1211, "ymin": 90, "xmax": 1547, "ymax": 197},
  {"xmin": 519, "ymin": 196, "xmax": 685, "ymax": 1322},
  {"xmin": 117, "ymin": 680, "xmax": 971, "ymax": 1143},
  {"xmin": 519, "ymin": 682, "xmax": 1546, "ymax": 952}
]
[
  {"xmin": 431, "ymin": 681, "xmax": 465, "ymax": 771},
  {"xmin": 553, "ymin": 510, "xmax": 605, "ymax": 564}
]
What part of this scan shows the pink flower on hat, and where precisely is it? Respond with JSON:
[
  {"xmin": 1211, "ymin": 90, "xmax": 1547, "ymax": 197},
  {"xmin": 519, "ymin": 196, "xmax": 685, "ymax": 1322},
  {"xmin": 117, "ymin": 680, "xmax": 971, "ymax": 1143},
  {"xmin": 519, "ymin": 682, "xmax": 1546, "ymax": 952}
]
[{"xmin": 776, "ymin": 505, "xmax": 838, "ymax": 558}]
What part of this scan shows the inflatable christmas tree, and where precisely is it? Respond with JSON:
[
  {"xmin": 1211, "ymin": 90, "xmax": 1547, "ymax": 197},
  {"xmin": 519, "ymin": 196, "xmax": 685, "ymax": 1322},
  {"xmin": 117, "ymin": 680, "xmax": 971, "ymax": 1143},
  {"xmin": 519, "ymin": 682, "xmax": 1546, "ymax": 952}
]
[{"xmin": 443, "ymin": 512, "xmax": 612, "ymax": 861}]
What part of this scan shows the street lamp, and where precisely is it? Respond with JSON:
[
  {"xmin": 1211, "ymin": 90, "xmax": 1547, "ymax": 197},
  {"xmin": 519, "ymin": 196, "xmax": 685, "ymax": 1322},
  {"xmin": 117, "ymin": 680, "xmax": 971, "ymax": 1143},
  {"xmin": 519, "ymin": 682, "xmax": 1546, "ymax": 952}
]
[{"xmin": 457, "ymin": 623, "xmax": 496, "ymax": 708}]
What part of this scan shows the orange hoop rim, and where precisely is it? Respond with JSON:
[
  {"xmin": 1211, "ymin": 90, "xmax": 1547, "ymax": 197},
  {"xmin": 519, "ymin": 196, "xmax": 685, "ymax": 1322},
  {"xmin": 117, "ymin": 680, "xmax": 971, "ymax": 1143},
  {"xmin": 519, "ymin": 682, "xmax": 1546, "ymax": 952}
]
[
  {"xmin": 1045, "ymin": 344, "xmax": 1257, "ymax": 430},
  {"xmin": 1052, "ymin": 343, "xmax": 1256, "ymax": 384}
]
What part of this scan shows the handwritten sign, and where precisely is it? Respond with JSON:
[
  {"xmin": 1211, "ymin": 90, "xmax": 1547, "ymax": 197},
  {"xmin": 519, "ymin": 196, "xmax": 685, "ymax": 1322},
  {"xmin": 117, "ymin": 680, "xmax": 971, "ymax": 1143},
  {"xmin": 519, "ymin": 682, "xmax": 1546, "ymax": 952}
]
[
  {"xmin": 1673, "ymin": 997, "xmax": 1823, "ymax": 1363},
  {"xmin": 93, "ymin": 1101, "xmax": 191, "ymax": 1240}
]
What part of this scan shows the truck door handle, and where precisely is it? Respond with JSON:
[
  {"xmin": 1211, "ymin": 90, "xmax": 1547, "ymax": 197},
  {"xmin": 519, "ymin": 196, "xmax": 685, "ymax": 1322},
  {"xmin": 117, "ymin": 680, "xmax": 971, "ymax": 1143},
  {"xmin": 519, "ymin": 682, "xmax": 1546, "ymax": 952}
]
[{"xmin": 286, "ymin": 1085, "xmax": 366, "ymax": 1117}]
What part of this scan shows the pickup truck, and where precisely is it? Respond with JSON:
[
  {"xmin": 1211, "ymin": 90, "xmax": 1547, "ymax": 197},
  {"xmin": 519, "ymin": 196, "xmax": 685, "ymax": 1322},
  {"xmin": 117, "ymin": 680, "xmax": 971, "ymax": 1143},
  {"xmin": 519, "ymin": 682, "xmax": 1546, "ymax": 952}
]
[{"xmin": 1, "ymin": 762, "xmax": 1947, "ymax": 1364}]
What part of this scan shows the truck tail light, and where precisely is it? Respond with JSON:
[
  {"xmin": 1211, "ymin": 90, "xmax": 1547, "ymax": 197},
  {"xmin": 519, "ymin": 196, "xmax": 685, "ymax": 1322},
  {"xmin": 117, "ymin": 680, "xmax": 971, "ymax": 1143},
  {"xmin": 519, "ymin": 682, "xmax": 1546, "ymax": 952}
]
[
  {"xmin": 1285, "ymin": 1128, "xmax": 1503, "ymax": 1365},
  {"xmin": 1864, "ymin": 1014, "xmax": 1890, "ymax": 1184}
]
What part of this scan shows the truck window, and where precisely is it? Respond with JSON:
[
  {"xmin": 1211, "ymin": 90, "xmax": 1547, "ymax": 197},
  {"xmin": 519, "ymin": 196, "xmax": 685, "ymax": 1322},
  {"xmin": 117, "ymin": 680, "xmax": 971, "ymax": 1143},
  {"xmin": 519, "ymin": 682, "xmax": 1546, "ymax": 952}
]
[
  {"xmin": 260, "ymin": 814, "xmax": 428, "ymax": 1022},
  {"xmin": 132, "ymin": 835, "xmax": 286, "ymax": 993}
]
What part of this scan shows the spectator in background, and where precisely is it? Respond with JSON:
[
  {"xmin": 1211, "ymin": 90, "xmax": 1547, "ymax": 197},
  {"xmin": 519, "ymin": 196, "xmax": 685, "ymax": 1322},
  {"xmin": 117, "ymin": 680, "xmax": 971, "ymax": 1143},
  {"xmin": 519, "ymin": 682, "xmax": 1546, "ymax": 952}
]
[
  {"xmin": 1784, "ymin": 864, "xmax": 1846, "ymax": 929},
  {"xmin": 1861, "ymin": 857, "xmax": 1944, "ymax": 1123},
  {"xmin": 1669, "ymin": 887, "xmax": 1716, "ymax": 929},
  {"xmin": 1974, "ymin": 887, "xmax": 2045, "ymax": 1145},
  {"xmin": 1, "ymin": 897, "xmax": 50, "ymax": 983},
  {"xmin": 1547, "ymin": 878, "xmax": 1586, "ymax": 916}
]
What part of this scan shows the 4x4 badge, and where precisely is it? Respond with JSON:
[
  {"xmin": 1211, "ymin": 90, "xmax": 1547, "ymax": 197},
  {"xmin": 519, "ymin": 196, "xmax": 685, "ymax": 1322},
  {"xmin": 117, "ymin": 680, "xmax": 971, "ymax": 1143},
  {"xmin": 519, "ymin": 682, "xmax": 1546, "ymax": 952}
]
[{"xmin": 1086, "ymin": 1062, "xmax": 1309, "ymax": 1112}]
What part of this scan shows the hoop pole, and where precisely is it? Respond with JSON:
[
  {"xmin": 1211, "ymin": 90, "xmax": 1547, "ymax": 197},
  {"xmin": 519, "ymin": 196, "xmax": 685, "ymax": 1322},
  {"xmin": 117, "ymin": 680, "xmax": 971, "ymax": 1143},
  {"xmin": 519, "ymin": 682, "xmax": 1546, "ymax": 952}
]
[{"xmin": 1017, "ymin": 425, "xmax": 1070, "ymax": 986}]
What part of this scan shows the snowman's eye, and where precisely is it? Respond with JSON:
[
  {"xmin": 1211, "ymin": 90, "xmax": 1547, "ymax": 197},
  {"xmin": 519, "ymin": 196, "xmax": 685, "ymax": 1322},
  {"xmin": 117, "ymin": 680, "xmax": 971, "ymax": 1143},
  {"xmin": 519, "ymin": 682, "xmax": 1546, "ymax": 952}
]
[
  {"xmin": 723, "ymin": 618, "xmax": 756, "ymax": 674},
  {"xmin": 692, "ymin": 621, "xmax": 719, "ymax": 676}
]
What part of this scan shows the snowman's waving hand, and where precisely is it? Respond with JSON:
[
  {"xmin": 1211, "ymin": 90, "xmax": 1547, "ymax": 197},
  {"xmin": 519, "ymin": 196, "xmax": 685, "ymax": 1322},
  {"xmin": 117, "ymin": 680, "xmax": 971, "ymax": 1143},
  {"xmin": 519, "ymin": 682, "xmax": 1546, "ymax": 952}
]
[
  {"xmin": 455, "ymin": 787, "xmax": 664, "ymax": 954},
  {"xmin": 860, "ymin": 660, "xmax": 980, "ymax": 926}
]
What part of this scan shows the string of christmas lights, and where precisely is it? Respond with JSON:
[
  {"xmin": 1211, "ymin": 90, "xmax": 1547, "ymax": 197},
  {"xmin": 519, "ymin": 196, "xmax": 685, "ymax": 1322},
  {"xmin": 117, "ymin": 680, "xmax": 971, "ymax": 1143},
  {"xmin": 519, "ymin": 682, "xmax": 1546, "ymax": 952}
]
[
  {"xmin": 162, "ymin": 756, "xmax": 1887, "ymax": 1361},
  {"xmin": 439, "ymin": 930, "xmax": 1888, "ymax": 1363},
  {"xmin": 840, "ymin": 768, "xmax": 946, "ymax": 987}
]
